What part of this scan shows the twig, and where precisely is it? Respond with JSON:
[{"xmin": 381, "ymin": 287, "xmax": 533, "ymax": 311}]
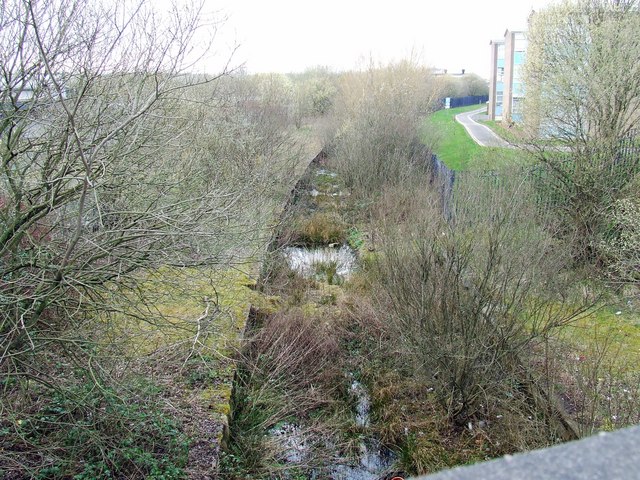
[{"xmin": 181, "ymin": 297, "xmax": 211, "ymax": 370}]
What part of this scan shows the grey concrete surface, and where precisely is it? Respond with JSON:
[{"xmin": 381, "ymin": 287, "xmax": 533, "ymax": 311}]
[
  {"xmin": 414, "ymin": 425, "xmax": 640, "ymax": 480},
  {"xmin": 455, "ymin": 107, "xmax": 511, "ymax": 148}
]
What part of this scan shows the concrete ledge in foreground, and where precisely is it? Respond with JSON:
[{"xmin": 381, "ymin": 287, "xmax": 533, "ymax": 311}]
[{"xmin": 415, "ymin": 425, "xmax": 640, "ymax": 480}]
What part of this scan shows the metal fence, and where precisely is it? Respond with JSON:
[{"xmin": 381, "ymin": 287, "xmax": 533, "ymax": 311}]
[
  {"xmin": 442, "ymin": 95, "xmax": 489, "ymax": 109},
  {"xmin": 427, "ymin": 131, "xmax": 640, "ymax": 222}
]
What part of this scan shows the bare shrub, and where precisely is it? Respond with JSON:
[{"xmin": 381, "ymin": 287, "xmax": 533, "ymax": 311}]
[
  {"xmin": 371, "ymin": 172, "xmax": 587, "ymax": 443},
  {"xmin": 327, "ymin": 60, "xmax": 442, "ymax": 196}
]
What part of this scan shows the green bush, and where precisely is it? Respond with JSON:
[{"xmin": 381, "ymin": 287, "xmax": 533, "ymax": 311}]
[
  {"xmin": 2, "ymin": 376, "xmax": 188, "ymax": 479},
  {"xmin": 346, "ymin": 227, "xmax": 364, "ymax": 250}
]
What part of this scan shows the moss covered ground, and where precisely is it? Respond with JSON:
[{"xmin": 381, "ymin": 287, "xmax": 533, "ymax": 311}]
[{"xmin": 93, "ymin": 135, "xmax": 323, "ymax": 477}]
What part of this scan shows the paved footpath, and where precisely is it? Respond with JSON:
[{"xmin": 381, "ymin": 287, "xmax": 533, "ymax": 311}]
[{"xmin": 455, "ymin": 107, "xmax": 511, "ymax": 148}]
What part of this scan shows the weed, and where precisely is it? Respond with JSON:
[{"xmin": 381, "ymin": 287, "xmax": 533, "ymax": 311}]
[
  {"xmin": 225, "ymin": 310, "xmax": 345, "ymax": 478},
  {"xmin": 313, "ymin": 259, "xmax": 342, "ymax": 285},
  {"xmin": 1, "ymin": 375, "xmax": 189, "ymax": 479},
  {"xmin": 183, "ymin": 354, "xmax": 220, "ymax": 387},
  {"xmin": 292, "ymin": 212, "xmax": 347, "ymax": 245},
  {"xmin": 346, "ymin": 227, "xmax": 364, "ymax": 250},
  {"xmin": 320, "ymin": 293, "xmax": 338, "ymax": 305}
]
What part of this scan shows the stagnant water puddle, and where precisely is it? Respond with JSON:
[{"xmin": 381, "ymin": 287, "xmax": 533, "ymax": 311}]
[
  {"xmin": 283, "ymin": 245, "xmax": 357, "ymax": 283},
  {"xmin": 309, "ymin": 188, "xmax": 348, "ymax": 198},
  {"xmin": 267, "ymin": 379, "xmax": 395, "ymax": 479},
  {"xmin": 268, "ymin": 422, "xmax": 309, "ymax": 464},
  {"xmin": 329, "ymin": 380, "xmax": 396, "ymax": 480},
  {"xmin": 308, "ymin": 167, "xmax": 348, "ymax": 198}
]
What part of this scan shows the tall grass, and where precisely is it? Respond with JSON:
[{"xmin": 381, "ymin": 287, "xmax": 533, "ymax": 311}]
[{"xmin": 225, "ymin": 309, "xmax": 346, "ymax": 477}]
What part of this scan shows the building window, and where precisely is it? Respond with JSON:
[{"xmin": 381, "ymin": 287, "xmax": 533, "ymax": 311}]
[
  {"xmin": 514, "ymin": 34, "xmax": 527, "ymax": 52},
  {"xmin": 512, "ymin": 81, "xmax": 524, "ymax": 96},
  {"xmin": 512, "ymin": 97, "xmax": 523, "ymax": 113},
  {"xmin": 512, "ymin": 97, "xmax": 523, "ymax": 122}
]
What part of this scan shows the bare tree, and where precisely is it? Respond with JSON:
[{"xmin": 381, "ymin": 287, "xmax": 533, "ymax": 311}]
[
  {"xmin": 0, "ymin": 0, "xmax": 239, "ymax": 368},
  {"xmin": 523, "ymin": 0, "xmax": 640, "ymax": 267},
  {"xmin": 0, "ymin": 0, "xmax": 305, "ymax": 476},
  {"xmin": 328, "ymin": 60, "xmax": 442, "ymax": 197}
]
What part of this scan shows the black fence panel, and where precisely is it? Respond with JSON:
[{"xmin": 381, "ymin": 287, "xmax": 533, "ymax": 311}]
[
  {"xmin": 427, "ymin": 154, "xmax": 456, "ymax": 220},
  {"xmin": 441, "ymin": 95, "xmax": 488, "ymax": 109},
  {"xmin": 427, "ymin": 130, "xmax": 639, "ymax": 225}
]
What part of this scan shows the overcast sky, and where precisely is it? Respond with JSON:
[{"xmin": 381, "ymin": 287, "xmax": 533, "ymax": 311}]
[{"xmin": 207, "ymin": 0, "xmax": 558, "ymax": 79}]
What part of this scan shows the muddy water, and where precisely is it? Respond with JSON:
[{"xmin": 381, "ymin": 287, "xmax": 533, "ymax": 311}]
[
  {"xmin": 329, "ymin": 380, "xmax": 395, "ymax": 480},
  {"xmin": 268, "ymin": 379, "xmax": 395, "ymax": 480},
  {"xmin": 283, "ymin": 245, "xmax": 357, "ymax": 282}
]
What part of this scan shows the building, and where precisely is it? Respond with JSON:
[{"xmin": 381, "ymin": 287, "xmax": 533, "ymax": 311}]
[{"xmin": 488, "ymin": 29, "xmax": 527, "ymax": 123}]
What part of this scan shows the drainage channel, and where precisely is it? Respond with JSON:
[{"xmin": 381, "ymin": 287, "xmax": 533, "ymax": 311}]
[{"xmin": 224, "ymin": 154, "xmax": 403, "ymax": 479}]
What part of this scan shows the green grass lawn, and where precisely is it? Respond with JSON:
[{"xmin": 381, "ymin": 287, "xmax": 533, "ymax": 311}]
[
  {"xmin": 563, "ymin": 303, "xmax": 640, "ymax": 369},
  {"xmin": 423, "ymin": 105, "xmax": 531, "ymax": 171},
  {"xmin": 477, "ymin": 118, "xmax": 526, "ymax": 144}
]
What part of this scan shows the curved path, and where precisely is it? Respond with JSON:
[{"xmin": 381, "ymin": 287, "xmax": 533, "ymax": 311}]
[{"xmin": 455, "ymin": 107, "xmax": 511, "ymax": 148}]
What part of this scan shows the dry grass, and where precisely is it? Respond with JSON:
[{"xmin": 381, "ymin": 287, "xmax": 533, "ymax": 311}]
[
  {"xmin": 225, "ymin": 308, "xmax": 348, "ymax": 477},
  {"xmin": 286, "ymin": 211, "xmax": 348, "ymax": 246}
]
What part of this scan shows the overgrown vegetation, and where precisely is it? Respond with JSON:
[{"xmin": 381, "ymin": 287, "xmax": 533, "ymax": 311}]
[
  {"xmin": 2, "ymin": 0, "xmax": 638, "ymax": 478},
  {"xmin": 326, "ymin": 60, "xmax": 439, "ymax": 195},
  {"xmin": 222, "ymin": 47, "xmax": 635, "ymax": 477},
  {"xmin": 226, "ymin": 44, "xmax": 639, "ymax": 478},
  {"xmin": 225, "ymin": 307, "xmax": 348, "ymax": 478},
  {"xmin": 1, "ymin": 376, "xmax": 189, "ymax": 479},
  {"xmin": 0, "ymin": 0, "xmax": 305, "ymax": 477}
]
